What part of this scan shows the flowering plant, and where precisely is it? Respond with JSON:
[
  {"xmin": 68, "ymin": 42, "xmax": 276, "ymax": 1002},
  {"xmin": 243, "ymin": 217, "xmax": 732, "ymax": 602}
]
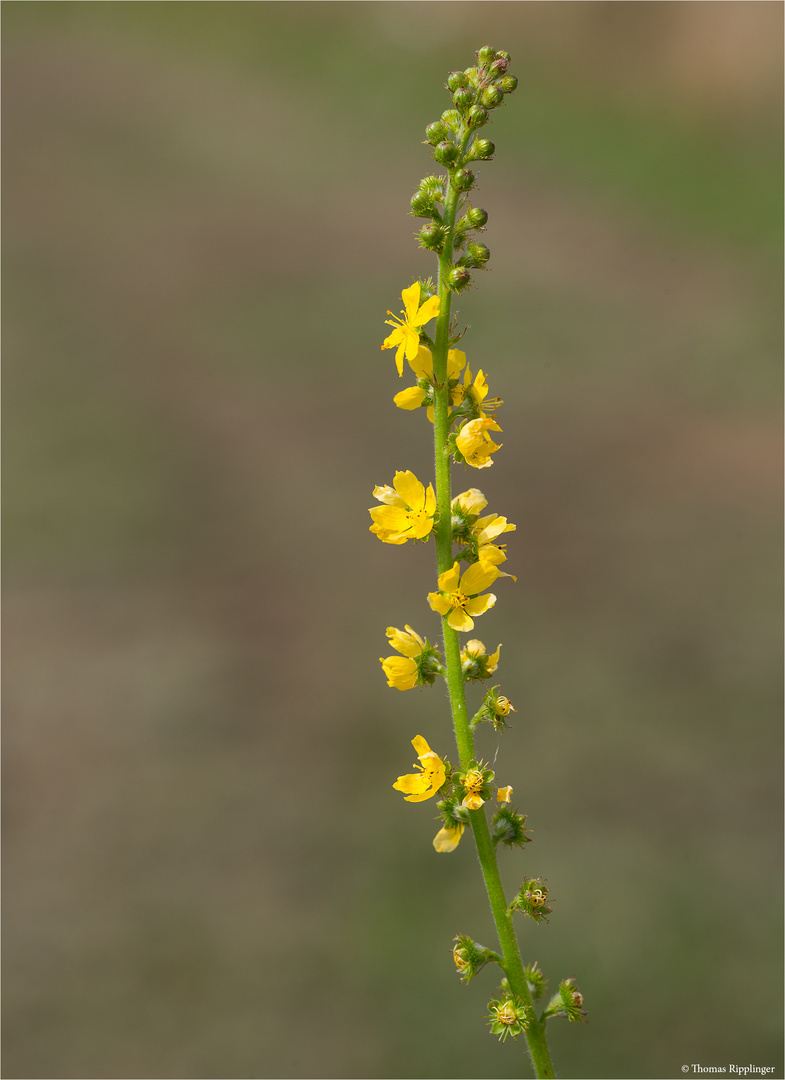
[{"xmin": 369, "ymin": 47, "xmax": 586, "ymax": 1078}]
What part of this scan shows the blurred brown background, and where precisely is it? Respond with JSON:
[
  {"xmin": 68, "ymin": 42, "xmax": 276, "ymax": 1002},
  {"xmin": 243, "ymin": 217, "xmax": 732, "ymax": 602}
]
[{"xmin": 3, "ymin": 3, "xmax": 782, "ymax": 1078}]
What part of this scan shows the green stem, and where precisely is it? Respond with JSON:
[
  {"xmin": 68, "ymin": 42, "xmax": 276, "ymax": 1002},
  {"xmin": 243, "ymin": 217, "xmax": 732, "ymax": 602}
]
[{"xmin": 429, "ymin": 164, "xmax": 556, "ymax": 1080}]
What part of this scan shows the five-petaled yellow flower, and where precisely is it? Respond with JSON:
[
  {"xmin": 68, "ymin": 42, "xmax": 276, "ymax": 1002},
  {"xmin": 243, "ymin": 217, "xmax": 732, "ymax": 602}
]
[
  {"xmin": 393, "ymin": 346, "xmax": 467, "ymax": 416},
  {"xmin": 428, "ymin": 560, "xmax": 499, "ymax": 632},
  {"xmin": 380, "ymin": 625, "xmax": 426, "ymax": 691},
  {"xmin": 369, "ymin": 470, "xmax": 436, "ymax": 544},
  {"xmin": 393, "ymin": 735, "xmax": 447, "ymax": 802},
  {"xmin": 382, "ymin": 283, "xmax": 441, "ymax": 376},
  {"xmin": 455, "ymin": 417, "xmax": 503, "ymax": 468}
]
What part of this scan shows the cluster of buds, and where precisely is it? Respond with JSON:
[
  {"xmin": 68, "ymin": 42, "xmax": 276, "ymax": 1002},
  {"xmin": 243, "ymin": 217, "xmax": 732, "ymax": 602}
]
[
  {"xmin": 509, "ymin": 877, "xmax": 553, "ymax": 923},
  {"xmin": 452, "ymin": 934, "xmax": 501, "ymax": 983},
  {"xmin": 543, "ymin": 977, "xmax": 588, "ymax": 1024},
  {"xmin": 411, "ymin": 46, "xmax": 518, "ymax": 292},
  {"xmin": 486, "ymin": 988, "xmax": 530, "ymax": 1042}
]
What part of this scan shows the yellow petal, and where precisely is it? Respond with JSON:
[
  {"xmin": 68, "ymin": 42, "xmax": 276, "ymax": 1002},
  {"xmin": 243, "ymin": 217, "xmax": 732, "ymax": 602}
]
[
  {"xmin": 428, "ymin": 591, "xmax": 451, "ymax": 615},
  {"xmin": 408, "ymin": 345, "xmax": 434, "ymax": 379},
  {"xmin": 393, "ymin": 470, "xmax": 425, "ymax": 510},
  {"xmin": 447, "ymin": 349, "xmax": 467, "ymax": 379},
  {"xmin": 373, "ymin": 484, "xmax": 405, "ymax": 507},
  {"xmin": 401, "ymin": 282, "xmax": 421, "ymax": 320},
  {"xmin": 393, "ymin": 386, "xmax": 426, "ymax": 410},
  {"xmin": 413, "ymin": 294, "xmax": 440, "ymax": 327},
  {"xmin": 411, "ymin": 734, "xmax": 432, "ymax": 758},
  {"xmin": 497, "ymin": 786, "xmax": 513, "ymax": 803},
  {"xmin": 461, "ymin": 560, "xmax": 500, "ymax": 595},
  {"xmin": 465, "ymin": 593, "xmax": 496, "ymax": 617},
  {"xmin": 437, "ymin": 562, "xmax": 461, "ymax": 592},
  {"xmin": 433, "ymin": 825, "xmax": 464, "ymax": 853},
  {"xmin": 461, "ymin": 793, "xmax": 485, "ymax": 810},
  {"xmin": 393, "ymin": 772, "xmax": 430, "ymax": 794},
  {"xmin": 448, "ymin": 607, "xmax": 475, "ymax": 632},
  {"xmin": 423, "ymin": 484, "xmax": 436, "ymax": 516},
  {"xmin": 452, "ymin": 488, "xmax": 488, "ymax": 516}
]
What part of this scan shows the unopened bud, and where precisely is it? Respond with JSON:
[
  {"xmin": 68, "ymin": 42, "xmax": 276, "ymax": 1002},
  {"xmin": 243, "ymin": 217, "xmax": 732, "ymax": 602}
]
[
  {"xmin": 418, "ymin": 223, "xmax": 445, "ymax": 251},
  {"xmin": 425, "ymin": 121, "xmax": 449, "ymax": 146},
  {"xmin": 498, "ymin": 74, "xmax": 518, "ymax": 94},
  {"xmin": 446, "ymin": 70, "xmax": 470, "ymax": 92},
  {"xmin": 469, "ymin": 138, "xmax": 495, "ymax": 161},
  {"xmin": 481, "ymin": 84, "xmax": 505, "ymax": 108},
  {"xmin": 451, "ymin": 168, "xmax": 475, "ymax": 192},
  {"xmin": 467, "ymin": 104, "xmax": 488, "ymax": 128},
  {"xmin": 466, "ymin": 206, "xmax": 488, "ymax": 228},
  {"xmin": 452, "ymin": 86, "xmax": 476, "ymax": 110},
  {"xmin": 433, "ymin": 140, "xmax": 460, "ymax": 167},
  {"xmin": 448, "ymin": 267, "xmax": 472, "ymax": 291},
  {"xmin": 476, "ymin": 45, "xmax": 496, "ymax": 66}
]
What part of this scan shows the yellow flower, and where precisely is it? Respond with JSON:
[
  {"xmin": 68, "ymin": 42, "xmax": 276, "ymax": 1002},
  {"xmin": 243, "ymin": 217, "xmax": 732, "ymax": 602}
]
[
  {"xmin": 382, "ymin": 283, "xmax": 440, "ymax": 376},
  {"xmin": 452, "ymin": 488, "xmax": 488, "ymax": 517},
  {"xmin": 433, "ymin": 824, "xmax": 464, "ymax": 852},
  {"xmin": 369, "ymin": 470, "xmax": 436, "ymax": 544},
  {"xmin": 455, "ymin": 417, "xmax": 503, "ymax": 468},
  {"xmin": 428, "ymin": 560, "xmax": 499, "ymax": 632},
  {"xmin": 497, "ymin": 785, "xmax": 513, "ymax": 803},
  {"xmin": 393, "ymin": 346, "xmax": 467, "ymax": 416},
  {"xmin": 379, "ymin": 625, "xmax": 426, "ymax": 691},
  {"xmin": 461, "ymin": 639, "xmax": 502, "ymax": 674},
  {"xmin": 460, "ymin": 768, "xmax": 487, "ymax": 810},
  {"xmin": 393, "ymin": 735, "xmax": 447, "ymax": 802}
]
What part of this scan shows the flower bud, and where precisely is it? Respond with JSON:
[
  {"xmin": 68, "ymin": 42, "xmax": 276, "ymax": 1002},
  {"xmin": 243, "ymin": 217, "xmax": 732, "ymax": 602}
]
[
  {"xmin": 467, "ymin": 104, "xmax": 488, "ymax": 129},
  {"xmin": 432, "ymin": 140, "xmax": 460, "ymax": 167},
  {"xmin": 490, "ymin": 56, "xmax": 509, "ymax": 76},
  {"xmin": 440, "ymin": 109, "xmax": 461, "ymax": 132},
  {"xmin": 446, "ymin": 70, "xmax": 469, "ymax": 92},
  {"xmin": 452, "ymin": 86, "xmax": 475, "ymax": 110},
  {"xmin": 476, "ymin": 45, "xmax": 496, "ymax": 66},
  {"xmin": 468, "ymin": 241, "xmax": 490, "ymax": 265},
  {"xmin": 448, "ymin": 266, "xmax": 472, "ymax": 292},
  {"xmin": 481, "ymin": 84, "xmax": 505, "ymax": 108},
  {"xmin": 466, "ymin": 206, "xmax": 488, "ymax": 228},
  {"xmin": 468, "ymin": 139, "xmax": 495, "ymax": 161},
  {"xmin": 451, "ymin": 168, "xmax": 475, "ymax": 192},
  {"xmin": 418, "ymin": 223, "xmax": 445, "ymax": 251},
  {"xmin": 498, "ymin": 74, "xmax": 518, "ymax": 94},
  {"xmin": 425, "ymin": 121, "xmax": 449, "ymax": 146}
]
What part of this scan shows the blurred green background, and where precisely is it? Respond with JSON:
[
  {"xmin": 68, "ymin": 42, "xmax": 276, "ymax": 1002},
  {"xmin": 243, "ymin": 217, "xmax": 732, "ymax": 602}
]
[{"xmin": 3, "ymin": 3, "xmax": 782, "ymax": 1078}]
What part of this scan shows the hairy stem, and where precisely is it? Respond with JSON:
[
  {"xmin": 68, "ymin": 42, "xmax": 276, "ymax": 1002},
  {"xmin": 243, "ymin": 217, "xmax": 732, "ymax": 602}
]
[{"xmin": 429, "ymin": 165, "xmax": 556, "ymax": 1080}]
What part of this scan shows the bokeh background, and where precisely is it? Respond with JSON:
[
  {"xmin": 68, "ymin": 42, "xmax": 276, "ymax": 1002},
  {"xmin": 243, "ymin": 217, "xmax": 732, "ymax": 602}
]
[{"xmin": 3, "ymin": 3, "xmax": 782, "ymax": 1079}]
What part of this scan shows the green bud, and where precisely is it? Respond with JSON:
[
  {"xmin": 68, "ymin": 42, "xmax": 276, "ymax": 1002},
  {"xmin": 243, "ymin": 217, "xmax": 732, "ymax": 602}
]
[
  {"xmin": 491, "ymin": 806, "xmax": 531, "ymax": 848},
  {"xmin": 451, "ymin": 168, "xmax": 475, "ymax": 192},
  {"xmin": 496, "ymin": 50, "xmax": 511, "ymax": 63},
  {"xmin": 476, "ymin": 45, "xmax": 496, "ymax": 66},
  {"xmin": 440, "ymin": 109, "xmax": 461, "ymax": 132},
  {"xmin": 490, "ymin": 56, "xmax": 509, "ymax": 76},
  {"xmin": 524, "ymin": 962, "xmax": 547, "ymax": 1001},
  {"xmin": 446, "ymin": 70, "xmax": 469, "ymax": 92},
  {"xmin": 452, "ymin": 86, "xmax": 476, "ymax": 110},
  {"xmin": 543, "ymin": 978, "xmax": 587, "ymax": 1024},
  {"xmin": 468, "ymin": 138, "xmax": 495, "ymax": 161},
  {"xmin": 467, "ymin": 104, "xmax": 488, "ymax": 128},
  {"xmin": 468, "ymin": 241, "xmax": 490, "ymax": 264},
  {"xmin": 466, "ymin": 206, "xmax": 488, "ymax": 228},
  {"xmin": 498, "ymin": 74, "xmax": 518, "ymax": 94},
  {"xmin": 425, "ymin": 121, "xmax": 449, "ymax": 146},
  {"xmin": 418, "ymin": 223, "xmax": 445, "ymax": 251},
  {"xmin": 452, "ymin": 227, "xmax": 467, "ymax": 252},
  {"xmin": 433, "ymin": 140, "xmax": 460, "ymax": 167},
  {"xmin": 448, "ymin": 266, "xmax": 472, "ymax": 291},
  {"xmin": 481, "ymin": 84, "xmax": 505, "ymax": 108}
]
